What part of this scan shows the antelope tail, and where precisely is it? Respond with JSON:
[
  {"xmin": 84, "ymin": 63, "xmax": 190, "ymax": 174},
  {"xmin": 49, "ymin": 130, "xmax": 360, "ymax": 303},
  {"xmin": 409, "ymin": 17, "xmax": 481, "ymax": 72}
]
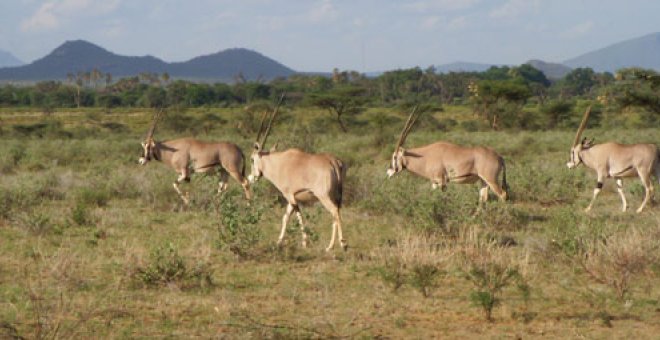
[
  {"xmin": 500, "ymin": 157, "xmax": 509, "ymax": 200},
  {"xmin": 241, "ymin": 150, "xmax": 247, "ymax": 179},
  {"xmin": 332, "ymin": 159, "xmax": 346, "ymax": 208}
]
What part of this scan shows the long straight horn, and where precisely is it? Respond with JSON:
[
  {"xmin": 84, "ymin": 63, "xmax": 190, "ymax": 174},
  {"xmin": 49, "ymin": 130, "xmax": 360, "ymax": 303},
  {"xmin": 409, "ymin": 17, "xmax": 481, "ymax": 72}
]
[
  {"xmin": 572, "ymin": 105, "xmax": 592, "ymax": 147},
  {"xmin": 261, "ymin": 93, "xmax": 285, "ymax": 147},
  {"xmin": 403, "ymin": 105, "xmax": 420, "ymax": 139},
  {"xmin": 395, "ymin": 105, "xmax": 419, "ymax": 151},
  {"xmin": 146, "ymin": 108, "xmax": 164, "ymax": 140},
  {"xmin": 255, "ymin": 110, "xmax": 269, "ymax": 143}
]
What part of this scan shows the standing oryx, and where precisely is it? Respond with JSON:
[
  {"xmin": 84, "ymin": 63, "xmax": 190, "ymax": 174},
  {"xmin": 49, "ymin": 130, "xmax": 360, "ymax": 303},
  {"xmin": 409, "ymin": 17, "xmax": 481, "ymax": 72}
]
[
  {"xmin": 138, "ymin": 109, "xmax": 252, "ymax": 204},
  {"xmin": 567, "ymin": 106, "xmax": 659, "ymax": 213},
  {"xmin": 248, "ymin": 98, "xmax": 348, "ymax": 251},
  {"xmin": 386, "ymin": 107, "xmax": 508, "ymax": 203}
]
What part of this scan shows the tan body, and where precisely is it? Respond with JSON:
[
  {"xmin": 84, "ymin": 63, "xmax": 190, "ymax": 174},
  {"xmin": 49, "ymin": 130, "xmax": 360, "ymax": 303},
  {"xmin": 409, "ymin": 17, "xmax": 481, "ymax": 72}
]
[
  {"xmin": 140, "ymin": 138, "xmax": 251, "ymax": 204},
  {"xmin": 389, "ymin": 142, "xmax": 508, "ymax": 203},
  {"xmin": 250, "ymin": 147, "xmax": 347, "ymax": 251},
  {"xmin": 569, "ymin": 141, "xmax": 659, "ymax": 213},
  {"xmin": 567, "ymin": 106, "xmax": 659, "ymax": 213}
]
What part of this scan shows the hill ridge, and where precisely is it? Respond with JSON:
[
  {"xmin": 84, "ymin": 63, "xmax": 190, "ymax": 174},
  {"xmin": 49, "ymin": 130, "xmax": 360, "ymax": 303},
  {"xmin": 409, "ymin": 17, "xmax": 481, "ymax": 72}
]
[{"xmin": 0, "ymin": 40, "xmax": 295, "ymax": 82}]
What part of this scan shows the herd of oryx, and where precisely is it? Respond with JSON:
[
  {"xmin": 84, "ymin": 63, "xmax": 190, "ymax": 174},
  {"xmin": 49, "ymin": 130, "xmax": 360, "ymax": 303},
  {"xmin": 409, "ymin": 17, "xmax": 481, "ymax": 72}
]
[{"xmin": 138, "ymin": 98, "xmax": 660, "ymax": 252}]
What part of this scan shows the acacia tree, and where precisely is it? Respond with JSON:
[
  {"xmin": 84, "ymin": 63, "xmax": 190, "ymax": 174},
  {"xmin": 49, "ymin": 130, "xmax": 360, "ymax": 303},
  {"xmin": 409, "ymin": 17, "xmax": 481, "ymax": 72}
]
[
  {"xmin": 613, "ymin": 68, "xmax": 660, "ymax": 115},
  {"xmin": 307, "ymin": 86, "xmax": 368, "ymax": 132},
  {"xmin": 469, "ymin": 79, "xmax": 532, "ymax": 129}
]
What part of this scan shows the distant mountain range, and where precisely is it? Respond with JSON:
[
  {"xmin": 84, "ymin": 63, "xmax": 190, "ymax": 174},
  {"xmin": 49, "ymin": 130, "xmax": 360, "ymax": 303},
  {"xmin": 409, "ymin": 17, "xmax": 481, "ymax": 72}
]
[
  {"xmin": 0, "ymin": 32, "xmax": 658, "ymax": 82},
  {"xmin": 0, "ymin": 40, "xmax": 294, "ymax": 82},
  {"xmin": 433, "ymin": 32, "xmax": 660, "ymax": 78},
  {"xmin": 563, "ymin": 32, "xmax": 660, "ymax": 72},
  {"xmin": 434, "ymin": 61, "xmax": 501, "ymax": 73},
  {"xmin": 0, "ymin": 50, "xmax": 23, "ymax": 68},
  {"xmin": 525, "ymin": 60, "xmax": 572, "ymax": 79}
]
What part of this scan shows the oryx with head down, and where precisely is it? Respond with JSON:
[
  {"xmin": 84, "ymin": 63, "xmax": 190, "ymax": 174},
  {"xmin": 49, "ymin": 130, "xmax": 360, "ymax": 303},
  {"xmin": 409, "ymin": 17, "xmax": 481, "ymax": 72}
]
[
  {"xmin": 248, "ymin": 98, "xmax": 348, "ymax": 251},
  {"xmin": 567, "ymin": 106, "xmax": 659, "ymax": 213},
  {"xmin": 386, "ymin": 107, "xmax": 508, "ymax": 203},
  {"xmin": 138, "ymin": 110, "xmax": 252, "ymax": 204}
]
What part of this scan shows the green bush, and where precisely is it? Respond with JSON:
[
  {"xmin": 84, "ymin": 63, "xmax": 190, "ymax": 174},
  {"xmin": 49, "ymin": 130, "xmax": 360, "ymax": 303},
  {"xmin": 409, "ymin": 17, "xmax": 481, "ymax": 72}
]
[
  {"xmin": 216, "ymin": 195, "xmax": 264, "ymax": 259},
  {"xmin": 134, "ymin": 242, "xmax": 213, "ymax": 289}
]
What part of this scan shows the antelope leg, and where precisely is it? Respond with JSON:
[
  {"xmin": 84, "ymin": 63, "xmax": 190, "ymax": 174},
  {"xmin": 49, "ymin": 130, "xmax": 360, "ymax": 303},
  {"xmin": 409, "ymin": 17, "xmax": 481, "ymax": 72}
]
[
  {"xmin": 173, "ymin": 173, "xmax": 190, "ymax": 205},
  {"xmin": 336, "ymin": 212, "xmax": 346, "ymax": 251},
  {"xmin": 278, "ymin": 204, "xmax": 295, "ymax": 245},
  {"xmin": 616, "ymin": 178, "xmax": 627, "ymax": 212},
  {"xmin": 217, "ymin": 170, "xmax": 229, "ymax": 194},
  {"xmin": 585, "ymin": 178, "xmax": 603, "ymax": 212},
  {"xmin": 479, "ymin": 180, "xmax": 489, "ymax": 204},
  {"xmin": 637, "ymin": 174, "xmax": 653, "ymax": 213},
  {"xmin": 294, "ymin": 208, "xmax": 308, "ymax": 248}
]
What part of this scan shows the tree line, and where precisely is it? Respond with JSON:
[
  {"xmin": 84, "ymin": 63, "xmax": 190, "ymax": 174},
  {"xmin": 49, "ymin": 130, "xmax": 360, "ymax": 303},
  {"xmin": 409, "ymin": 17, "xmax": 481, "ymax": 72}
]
[{"xmin": 0, "ymin": 65, "xmax": 657, "ymax": 130}]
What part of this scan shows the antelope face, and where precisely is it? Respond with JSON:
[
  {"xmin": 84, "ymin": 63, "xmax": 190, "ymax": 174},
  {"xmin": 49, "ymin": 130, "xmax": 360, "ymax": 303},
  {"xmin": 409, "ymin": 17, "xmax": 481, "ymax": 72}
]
[
  {"xmin": 248, "ymin": 143, "xmax": 264, "ymax": 183},
  {"xmin": 386, "ymin": 149, "xmax": 405, "ymax": 178},
  {"xmin": 566, "ymin": 144, "xmax": 582, "ymax": 169},
  {"xmin": 567, "ymin": 138, "xmax": 592, "ymax": 169},
  {"xmin": 138, "ymin": 139, "xmax": 155, "ymax": 165}
]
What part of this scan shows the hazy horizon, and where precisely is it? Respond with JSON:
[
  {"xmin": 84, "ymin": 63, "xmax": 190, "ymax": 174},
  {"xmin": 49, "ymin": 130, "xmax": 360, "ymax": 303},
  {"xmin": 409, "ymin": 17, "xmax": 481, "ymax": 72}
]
[{"xmin": 1, "ymin": 0, "xmax": 659, "ymax": 72}]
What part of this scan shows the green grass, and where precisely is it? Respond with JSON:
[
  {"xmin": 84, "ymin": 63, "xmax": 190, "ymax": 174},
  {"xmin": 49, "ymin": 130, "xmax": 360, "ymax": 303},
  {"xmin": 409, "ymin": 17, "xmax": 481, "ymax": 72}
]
[{"xmin": 1, "ymin": 107, "xmax": 659, "ymax": 338}]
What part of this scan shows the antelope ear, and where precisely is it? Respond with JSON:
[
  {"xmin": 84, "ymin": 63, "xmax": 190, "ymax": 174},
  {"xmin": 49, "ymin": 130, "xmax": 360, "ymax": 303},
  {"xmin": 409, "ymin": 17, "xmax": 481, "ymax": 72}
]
[
  {"xmin": 581, "ymin": 137, "xmax": 589, "ymax": 147},
  {"xmin": 269, "ymin": 142, "xmax": 278, "ymax": 152},
  {"xmin": 253, "ymin": 142, "xmax": 262, "ymax": 151},
  {"xmin": 398, "ymin": 147, "xmax": 406, "ymax": 155},
  {"xmin": 141, "ymin": 142, "xmax": 146, "ymax": 147}
]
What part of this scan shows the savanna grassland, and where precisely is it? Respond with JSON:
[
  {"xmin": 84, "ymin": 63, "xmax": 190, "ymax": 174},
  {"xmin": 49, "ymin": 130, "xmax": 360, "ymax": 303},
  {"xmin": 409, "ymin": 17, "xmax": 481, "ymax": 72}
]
[{"xmin": 1, "ymin": 106, "xmax": 659, "ymax": 339}]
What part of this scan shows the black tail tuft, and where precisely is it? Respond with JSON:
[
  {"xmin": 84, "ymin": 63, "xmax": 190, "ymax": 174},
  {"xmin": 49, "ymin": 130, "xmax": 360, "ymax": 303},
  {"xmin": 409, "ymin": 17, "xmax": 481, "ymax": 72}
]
[
  {"xmin": 334, "ymin": 160, "xmax": 346, "ymax": 208},
  {"xmin": 501, "ymin": 157, "xmax": 509, "ymax": 200}
]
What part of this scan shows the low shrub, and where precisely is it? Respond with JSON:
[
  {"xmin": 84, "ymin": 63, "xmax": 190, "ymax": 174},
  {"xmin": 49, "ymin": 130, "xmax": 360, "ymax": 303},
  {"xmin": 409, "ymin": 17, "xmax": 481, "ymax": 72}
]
[{"xmin": 132, "ymin": 242, "xmax": 213, "ymax": 289}]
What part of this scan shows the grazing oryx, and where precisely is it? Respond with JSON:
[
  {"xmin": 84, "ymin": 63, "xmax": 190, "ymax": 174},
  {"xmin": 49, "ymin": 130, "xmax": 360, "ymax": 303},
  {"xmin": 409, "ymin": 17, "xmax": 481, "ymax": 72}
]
[
  {"xmin": 386, "ymin": 107, "xmax": 508, "ymax": 203},
  {"xmin": 248, "ymin": 98, "xmax": 348, "ymax": 251},
  {"xmin": 138, "ymin": 110, "xmax": 252, "ymax": 205},
  {"xmin": 567, "ymin": 106, "xmax": 659, "ymax": 213}
]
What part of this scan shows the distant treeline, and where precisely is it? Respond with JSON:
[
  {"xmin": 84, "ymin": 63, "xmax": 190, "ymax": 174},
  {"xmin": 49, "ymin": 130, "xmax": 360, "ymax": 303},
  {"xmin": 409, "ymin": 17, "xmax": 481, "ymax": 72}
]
[{"xmin": 0, "ymin": 65, "xmax": 657, "ymax": 130}]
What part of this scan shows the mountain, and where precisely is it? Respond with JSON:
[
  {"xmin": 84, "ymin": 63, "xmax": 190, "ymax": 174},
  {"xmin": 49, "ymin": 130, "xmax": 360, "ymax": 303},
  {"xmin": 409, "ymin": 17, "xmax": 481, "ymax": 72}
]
[
  {"xmin": 435, "ymin": 62, "xmax": 500, "ymax": 73},
  {"xmin": 0, "ymin": 40, "xmax": 168, "ymax": 80},
  {"xmin": 169, "ymin": 48, "xmax": 294, "ymax": 81},
  {"xmin": 0, "ymin": 40, "xmax": 295, "ymax": 82},
  {"xmin": 0, "ymin": 50, "xmax": 23, "ymax": 68},
  {"xmin": 563, "ymin": 32, "xmax": 660, "ymax": 72},
  {"xmin": 525, "ymin": 59, "xmax": 572, "ymax": 79}
]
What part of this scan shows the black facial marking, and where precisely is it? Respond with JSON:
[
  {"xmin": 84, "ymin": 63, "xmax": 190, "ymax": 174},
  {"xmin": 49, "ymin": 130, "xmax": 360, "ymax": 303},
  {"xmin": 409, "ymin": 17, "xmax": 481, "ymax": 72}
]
[{"xmin": 596, "ymin": 182, "xmax": 603, "ymax": 189}]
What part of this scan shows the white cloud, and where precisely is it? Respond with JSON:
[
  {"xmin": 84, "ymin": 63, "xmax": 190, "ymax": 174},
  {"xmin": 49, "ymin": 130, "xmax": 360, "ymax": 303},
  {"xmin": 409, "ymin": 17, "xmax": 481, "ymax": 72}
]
[
  {"xmin": 403, "ymin": 0, "xmax": 480, "ymax": 12},
  {"xmin": 489, "ymin": 0, "xmax": 539, "ymax": 19},
  {"xmin": 21, "ymin": 3, "xmax": 59, "ymax": 32},
  {"xmin": 21, "ymin": 0, "xmax": 121, "ymax": 33},
  {"xmin": 561, "ymin": 20, "xmax": 594, "ymax": 39},
  {"xmin": 448, "ymin": 16, "xmax": 468, "ymax": 30},
  {"xmin": 307, "ymin": 0, "xmax": 339, "ymax": 23},
  {"xmin": 421, "ymin": 16, "xmax": 443, "ymax": 30}
]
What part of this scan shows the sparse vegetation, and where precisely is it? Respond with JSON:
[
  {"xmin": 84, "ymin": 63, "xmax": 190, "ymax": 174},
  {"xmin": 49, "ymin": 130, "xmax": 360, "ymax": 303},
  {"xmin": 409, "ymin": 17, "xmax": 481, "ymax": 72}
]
[{"xmin": 0, "ymin": 106, "xmax": 659, "ymax": 338}]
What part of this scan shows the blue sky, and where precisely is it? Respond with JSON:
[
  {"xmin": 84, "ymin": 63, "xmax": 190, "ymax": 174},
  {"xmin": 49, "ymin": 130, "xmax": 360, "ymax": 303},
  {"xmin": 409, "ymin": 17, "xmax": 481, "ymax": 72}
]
[{"xmin": 1, "ymin": 0, "xmax": 659, "ymax": 72}]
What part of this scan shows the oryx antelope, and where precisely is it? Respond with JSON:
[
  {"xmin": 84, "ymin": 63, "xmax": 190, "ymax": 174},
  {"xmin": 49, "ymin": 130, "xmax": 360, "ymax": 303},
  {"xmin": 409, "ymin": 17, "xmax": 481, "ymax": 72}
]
[
  {"xmin": 138, "ymin": 110, "xmax": 252, "ymax": 204},
  {"xmin": 248, "ymin": 98, "xmax": 348, "ymax": 251},
  {"xmin": 386, "ymin": 107, "xmax": 508, "ymax": 203},
  {"xmin": 567, "ymin": 106, "xmax": 659, "ymax": 213}
]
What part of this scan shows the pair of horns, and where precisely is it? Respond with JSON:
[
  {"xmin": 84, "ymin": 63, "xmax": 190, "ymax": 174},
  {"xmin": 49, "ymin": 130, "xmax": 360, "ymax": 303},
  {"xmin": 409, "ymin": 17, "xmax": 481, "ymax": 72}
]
[
  {"xmin": 395, "ymin": 105, "xmax": 419, "ymax": 152},
  {"xmin": 572, "ymin": 105, "xmax": 592, "ymax": 147},
  {"xmin": 146, "ymin": 108, "xmax": 165, "ymax": 140},
  {"xmin": 256, "ymin": 93, "xmax": 286, "ymax": 148}
]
